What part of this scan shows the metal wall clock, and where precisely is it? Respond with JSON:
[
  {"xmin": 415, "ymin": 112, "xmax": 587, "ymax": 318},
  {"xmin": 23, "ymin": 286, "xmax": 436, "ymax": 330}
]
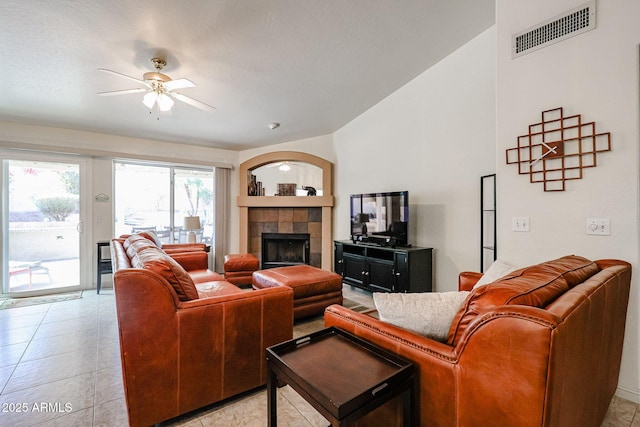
[{"xmin": 506, "ymin": 107, "xmax": 611, "ymax": 191}]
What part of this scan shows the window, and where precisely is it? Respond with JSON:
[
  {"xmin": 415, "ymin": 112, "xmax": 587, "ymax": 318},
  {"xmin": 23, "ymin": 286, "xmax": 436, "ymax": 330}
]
[{"xmin": 114, "ymin": 162, "xmax": 215, "ymax": 245}]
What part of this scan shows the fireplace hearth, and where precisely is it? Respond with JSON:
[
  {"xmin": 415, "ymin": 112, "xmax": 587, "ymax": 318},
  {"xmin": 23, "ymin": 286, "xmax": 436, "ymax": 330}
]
[{"xmin": 262, "ymin": 233, "xmax": 310, "ymax": 269}]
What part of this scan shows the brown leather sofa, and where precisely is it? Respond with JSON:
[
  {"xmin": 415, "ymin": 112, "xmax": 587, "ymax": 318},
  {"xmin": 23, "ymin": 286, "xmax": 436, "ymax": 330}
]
[
  {"xmin": 110, "ymin": 234, "xmax": 293, "ymax": 427},
  {"xmin": 119, "ymin": 231, "xmax": 208, "ymax": 255},
  {"xmin": 325, "ymin": 255, "xmax": 632, "ymax": 427}
]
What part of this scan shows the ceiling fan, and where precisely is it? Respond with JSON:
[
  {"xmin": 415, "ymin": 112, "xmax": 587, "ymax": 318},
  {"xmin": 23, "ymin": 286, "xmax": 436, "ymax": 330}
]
[{"xmin": 97, "ymin": 57, "xmax": 216, "ymax": 113}]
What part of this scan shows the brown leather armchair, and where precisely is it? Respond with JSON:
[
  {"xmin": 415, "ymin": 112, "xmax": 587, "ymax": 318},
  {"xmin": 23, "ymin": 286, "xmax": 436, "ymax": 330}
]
[
  {"xmin": 111, "ymin": 236, "xmax": 294, "ymax": 427},
  {"xmin": 325, "ymin": 256, "xmax": 632, "ymax": 427}
]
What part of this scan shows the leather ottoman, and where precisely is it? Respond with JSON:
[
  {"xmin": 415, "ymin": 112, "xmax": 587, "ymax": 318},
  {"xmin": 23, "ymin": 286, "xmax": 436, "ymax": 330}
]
[
  {"xmin": 252, "ymin": 265, "xmax": 343, "ymax": 320},
  {"xmin": 224, "ymin": 253, "xmax": 260, "ymax": 286}
]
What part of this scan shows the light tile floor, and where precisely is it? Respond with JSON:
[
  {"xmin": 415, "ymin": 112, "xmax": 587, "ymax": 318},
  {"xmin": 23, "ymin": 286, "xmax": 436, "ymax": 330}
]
[{"xmin": 0, "ymin": 287, "xmax": 638, "ymax": 426}]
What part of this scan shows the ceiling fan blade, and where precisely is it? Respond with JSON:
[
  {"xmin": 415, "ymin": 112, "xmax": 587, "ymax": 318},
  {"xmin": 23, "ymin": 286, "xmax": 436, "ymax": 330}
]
[
  {"xmin": 171, "ymin": 93, "xmax": 216, "ymax": 113},
  {"xmin": 164, "ymin": 78, "xmax": 195, "ymax": 91},
  {"xmin": 98, "ymin": 68, "xmax": 146, "ymax": 85},
  {"xmin": 97, "ymin": 88, "xmax": 148, "ymax": 96}
]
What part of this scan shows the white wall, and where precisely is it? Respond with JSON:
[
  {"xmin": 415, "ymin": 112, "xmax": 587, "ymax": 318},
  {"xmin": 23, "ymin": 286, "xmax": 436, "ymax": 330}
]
[
  {"xmin": 332, "ymin": 27, "xmax": 497, "ymax": 290},
  {"xmin": 496, "ymin": 0, "xmax": 640, "ymax": 402}
]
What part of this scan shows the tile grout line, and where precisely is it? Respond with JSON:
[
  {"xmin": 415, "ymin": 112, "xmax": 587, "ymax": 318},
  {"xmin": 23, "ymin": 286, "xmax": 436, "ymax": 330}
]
[
  {"xmin": 93, "ymin": 291, "xmax": 113, "ymax": 426},
  {"xmin": 0, "ymin": 303, "xmax": 53, "ymax": 397},
  {"xmin": 1, "ymin": 295, "xmax": 104, "ymax": 426},
  {"xmin": 281, "ymin": 390, "xmax": 319, "ymax": 427}
]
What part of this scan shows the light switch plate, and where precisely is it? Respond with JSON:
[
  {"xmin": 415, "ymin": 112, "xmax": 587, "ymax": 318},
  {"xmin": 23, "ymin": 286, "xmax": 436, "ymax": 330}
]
[
  {"xmin": 586, "ymin": 218, "xmax": 610, "ymax": 235},
  {"xmin": 512, "ymin": 216, "xmax": 530, "ymax": 232}
]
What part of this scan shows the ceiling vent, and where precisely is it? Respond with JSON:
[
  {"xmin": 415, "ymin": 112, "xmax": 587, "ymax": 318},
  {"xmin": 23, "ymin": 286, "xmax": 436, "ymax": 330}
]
[{"xmin": 512, "ymin": 1, "xmax": 596, "ymax": 59}]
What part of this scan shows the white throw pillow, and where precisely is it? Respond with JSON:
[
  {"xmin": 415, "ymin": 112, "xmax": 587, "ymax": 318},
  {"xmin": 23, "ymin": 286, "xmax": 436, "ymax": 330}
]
[
  {"xmin": 473, "ymin": 260, "xmax": 519, "ymax": 289},
  {"xmin": 373, "ymin": 291, "xmax": 470, "ymax": 341}
]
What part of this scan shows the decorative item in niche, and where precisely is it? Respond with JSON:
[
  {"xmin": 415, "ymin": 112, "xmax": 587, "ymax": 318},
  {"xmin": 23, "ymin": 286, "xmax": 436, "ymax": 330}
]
[
  {"xmin": 302, "ymin": 186, "xmax": 316, "ymax": 196},
  {"xmin": 248, "ymin": 172, "xmax": 257, "ymax": 196},
  {"xmin": 277, "ymin": 183, "xmax": 296, "ymax": 196},
  {"xmin": 505, "ymin": 107, "xmax": 611, "ymax": 191},
  {"xmin": 247, "ymin": 172, "xmax": 264, "ymax": 196}
]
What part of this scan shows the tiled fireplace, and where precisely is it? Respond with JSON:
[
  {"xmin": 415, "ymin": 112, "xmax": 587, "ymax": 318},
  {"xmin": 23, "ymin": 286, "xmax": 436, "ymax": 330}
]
[
  {"xmin": 249, "ymin": 208, "xmax": 322, "ymax": 267},
  {"xmin": 238, "ymin": 151, "xmax": 334, "ymax": 270}
]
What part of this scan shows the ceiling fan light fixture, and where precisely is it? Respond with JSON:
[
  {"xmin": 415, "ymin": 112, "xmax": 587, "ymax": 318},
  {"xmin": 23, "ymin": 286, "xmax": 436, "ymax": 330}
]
[
  {"xmin": 279, "ymin": 162, "xmax": 291, "ymax": 172},
  {"xmin": 157, "ymin": 93, "xmax": 174, "ymax": 112},
  {"xmin": 142, "ymin": 92, "xmax": 157, "ymax": 109}
]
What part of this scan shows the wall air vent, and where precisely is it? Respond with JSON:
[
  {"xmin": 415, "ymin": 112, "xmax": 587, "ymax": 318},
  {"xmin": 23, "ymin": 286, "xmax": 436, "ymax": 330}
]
[{"xmin": 512, "ymin": 1, "xmax": 596, "ymax": 59}]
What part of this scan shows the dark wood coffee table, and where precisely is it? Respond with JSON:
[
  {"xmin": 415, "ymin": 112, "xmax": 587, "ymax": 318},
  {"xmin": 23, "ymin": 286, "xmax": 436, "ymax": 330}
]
[{"xmin": 266, "ymin": 326, "xmax": 414, "ymax": 426}]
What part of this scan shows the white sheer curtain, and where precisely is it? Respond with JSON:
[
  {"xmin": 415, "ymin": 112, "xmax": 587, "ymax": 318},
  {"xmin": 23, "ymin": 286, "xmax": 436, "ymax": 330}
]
[{"xmin": 214, "ymin": 167, "xmax": 230, "ymax": 272}]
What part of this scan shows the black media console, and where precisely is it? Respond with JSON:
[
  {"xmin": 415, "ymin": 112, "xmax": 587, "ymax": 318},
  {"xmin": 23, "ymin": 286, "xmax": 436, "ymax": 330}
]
[{"xmin": 334, "ymin": 240, "xmax": 433, "ymax": 293}]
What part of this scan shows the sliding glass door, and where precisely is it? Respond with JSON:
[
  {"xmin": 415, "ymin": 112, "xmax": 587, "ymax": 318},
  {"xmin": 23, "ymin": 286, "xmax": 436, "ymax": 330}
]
[
  {"xmin": 114, "ymin": 162, "xmax": 214, "ymax": 245},
  {"xmin": 2, "ymin": 154, "xmax": 89, "ymax": 296}
]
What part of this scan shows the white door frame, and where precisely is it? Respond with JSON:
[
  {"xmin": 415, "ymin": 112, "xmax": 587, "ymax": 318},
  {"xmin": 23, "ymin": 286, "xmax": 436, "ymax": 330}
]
[{"xmin": 1, "ymin": 150, "xmax": 92, "ymax": 297}]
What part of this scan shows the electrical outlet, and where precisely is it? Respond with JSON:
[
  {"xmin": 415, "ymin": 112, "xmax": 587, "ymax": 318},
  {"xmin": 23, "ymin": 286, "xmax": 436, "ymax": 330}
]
[
  {"xmin": 587, "ymin": 218, "xmax": 610, "ymax": 235},
  {"xmin": 512, "ymin": 216, "xmax": 530, "ymax": 232}
]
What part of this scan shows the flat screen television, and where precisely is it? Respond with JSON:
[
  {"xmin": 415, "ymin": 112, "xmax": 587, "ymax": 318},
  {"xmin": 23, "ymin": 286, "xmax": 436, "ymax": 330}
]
[{"xmin": 350, "ymin": 191, "xmax": 409, "ymax": 246}]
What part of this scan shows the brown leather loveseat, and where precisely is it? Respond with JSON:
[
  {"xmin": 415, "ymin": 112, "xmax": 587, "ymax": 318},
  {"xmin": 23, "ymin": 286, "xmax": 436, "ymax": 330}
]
[
  {"xmin": 111, "ymin": 234, "xmax": 293, "ymax": 427},
  {"xmin": 325, "ymin": 255, "xmax": 632, "ymax": 427}
]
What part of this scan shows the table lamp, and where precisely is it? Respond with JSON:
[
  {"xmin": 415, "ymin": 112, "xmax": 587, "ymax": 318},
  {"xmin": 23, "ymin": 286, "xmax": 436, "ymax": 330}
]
[{"xmin": 183, "ymin": 216, "xmax": 201, "ymax": 243}]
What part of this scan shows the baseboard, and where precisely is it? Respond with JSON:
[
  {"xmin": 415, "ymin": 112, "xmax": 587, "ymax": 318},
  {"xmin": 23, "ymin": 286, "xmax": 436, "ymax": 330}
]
[{"xmin": 616, "ymin": 385, "xmax": 640, "ymax": 404}]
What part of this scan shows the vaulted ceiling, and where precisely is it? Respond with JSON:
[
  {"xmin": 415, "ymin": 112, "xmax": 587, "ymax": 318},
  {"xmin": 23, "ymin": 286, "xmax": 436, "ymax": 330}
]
[{"xmin": 1, "ymin": 1, "xmax": 494, "ymax": 150}]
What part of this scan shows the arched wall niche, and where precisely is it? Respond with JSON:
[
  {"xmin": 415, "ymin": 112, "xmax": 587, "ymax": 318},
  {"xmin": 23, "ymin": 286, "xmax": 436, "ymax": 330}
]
[
  {"xmin": 239, "ymin": 151, "xmax": 332, "ymax": 196},
  {"xmin": 237, "ymin": 151, "xmax": 334, "ymax": 270}
]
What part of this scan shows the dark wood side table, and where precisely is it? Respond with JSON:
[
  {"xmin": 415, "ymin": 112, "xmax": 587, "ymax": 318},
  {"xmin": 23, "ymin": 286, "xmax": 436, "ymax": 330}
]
[
  {"xmin": 266, "ymin": 327, "xmax": 414, "ymax": 426},
  {"xmin": 96, "ymin": 240, "xmax": 112, "ymax": 294}
]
